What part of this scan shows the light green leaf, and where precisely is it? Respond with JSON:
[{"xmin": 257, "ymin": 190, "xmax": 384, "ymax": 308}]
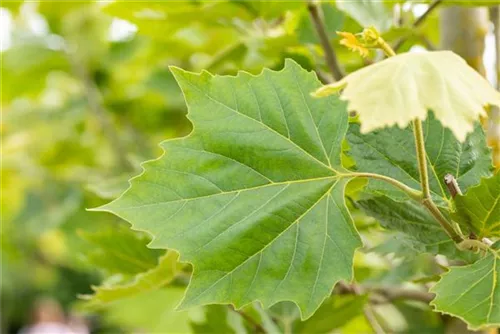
[
  {"xmin": 82, "ymin": 251, "xmax": 180, "ymax": 307},
  {"xmin": 103, "ymin": 287, "xmax": 198, "ymax": 333},
  {"xmin": 430, "ymin": 243, "xmax": 500, "ymax": 330},
  {"xmin": 96, "ymin": 60, "xmax": 362, "ymax": 319},
  {"xmin": 453, "ymin": 173, "xmax": 500, "ymax": 238},
  {"xmin": 336, "ymin": 0, "xmax": 392, "ymax": 32},
  {"xmin": 347, "ymin": 113, "xmax": 493, "ymax": 205},
  {"xmin": 315, "ymin": 51, "xmax": 500, "ymax": 142}
]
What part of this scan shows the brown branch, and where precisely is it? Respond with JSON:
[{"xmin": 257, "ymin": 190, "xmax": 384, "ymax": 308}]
[
  {"xmin": 307, "ymin": 1, "xmax": 344, "ymax": 81},
  {"xmin": 229, "ymin": 306, "xmax": 266, "ymax": 333},
  {"xmin": 444, "ymin": 174, "xmax": 463, "ymax": 198},
  {"xmin": 393, "ymin": 0, "xmax": 443, "ymax": 52},
  {"xmin": 372, "ymin": 286, "xmax": 435, "ymax": 304}
]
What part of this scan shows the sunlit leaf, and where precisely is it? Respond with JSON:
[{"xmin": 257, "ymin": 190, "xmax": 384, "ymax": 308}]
[
  {"xmin": 315, "ymin": 51, "xmax": 500, "ymax": 142},
  {"xmin": 96, "ymin": 60, "xmax": 362, "ymax": 319},
  {"xmin": 103, "ymin": 288, "xmax": 198, "ymax": 333}
]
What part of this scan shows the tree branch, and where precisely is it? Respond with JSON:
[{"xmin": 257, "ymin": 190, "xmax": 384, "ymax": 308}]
[
  {"xmin": 307, "ymin": 1, "xmax": 344, "ymax": 81},
  {"xmin": 393, "ymin": 0, "xmax": 443, "ymax": 52}
]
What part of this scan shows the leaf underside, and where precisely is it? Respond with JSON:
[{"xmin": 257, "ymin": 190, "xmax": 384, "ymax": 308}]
[
  {"xmin": 97, "ymin": 60, "xmax": 362, "ymax": 319},
  {"xmin": 431, "ymin": 242, "xmax": 500, "ymax": 330},
  {"xmin": 334, "ymin": 51, "xmax": 500, "ymax": 142}
]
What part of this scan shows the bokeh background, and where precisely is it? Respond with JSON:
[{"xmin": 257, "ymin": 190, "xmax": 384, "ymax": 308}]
[{"xmin": 2, "ymin": 1, "xmax": 500, "ymax": 333}]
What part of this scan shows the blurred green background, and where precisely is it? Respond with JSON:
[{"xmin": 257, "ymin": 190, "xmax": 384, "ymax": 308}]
[{"xmin": 2, "ymin": 1, "xmax": 500, "ymax": 333}]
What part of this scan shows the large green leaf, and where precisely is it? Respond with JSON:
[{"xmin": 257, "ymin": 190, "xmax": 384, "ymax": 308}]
[
  {"xmin": 315, "ymin": 51, "xmax": 500, "ymax": 142},
  {"xmin": 96, "ymin": 60, "xmax": 362, "ymax": 319},
  {"xmin": 347, "ymin": 114, "xmax": 493, "ymax": 206},
  {"xmin": 430, "ymin": 243, "xmax": 500, "ymax": 330},
  {"xmin": 82, "ymin": 251, "xmax": 180, "ymax": 307},
  {"xmin": 453, "ymin": 173, "xmax": 500, "ymax": 238}
]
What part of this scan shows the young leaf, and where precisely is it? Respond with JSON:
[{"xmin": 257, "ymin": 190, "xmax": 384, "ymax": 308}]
[
  {"xmin": 81, "ymin": 251, "xmax": 180, "ymax": 307},
  {"xmin": 347, "ymin": 113, "xmax": 493, "ymax": 205},
  {"xmin": 453, "ymin": 173, "xmax": 500, "ymax": 238},
  {"xmin": 315, "ymin": 51, "xmax": 500, "ymax": 142},
  {"xmin": 430, "ymin": 243, "xmax": 500, "ymax": 330},
  {"xmin": 95, "ymin": 60, "xmax": 362, "ymax": 319}
]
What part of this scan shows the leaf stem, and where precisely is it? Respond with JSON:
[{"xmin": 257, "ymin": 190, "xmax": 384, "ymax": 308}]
[
  {"xmin": 412, "ymin": 119, "xmax": 431, "ymax": 199},
  {"xmin": 377, "ymin": 40, "xmax": 463, "ymax": 244},
  {"xmin": 341, "ymin": 172, "xmax": 422, "ymax": 201},
  {"xmin": 307, "ymin": 0, "xmax": 345, "ymax": 81}
]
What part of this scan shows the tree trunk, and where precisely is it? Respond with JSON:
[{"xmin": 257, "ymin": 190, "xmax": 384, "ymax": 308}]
[
  {"xmin": 440, "ymin": 6, "xmax": 488, "ymax": 75},
  {"xmin": 441, "ymin": 6, "xmax": 500, "ymax": 169},
  {"xmin": 490, "ymin": 6, "xmax": 500, "ymax": 169}
]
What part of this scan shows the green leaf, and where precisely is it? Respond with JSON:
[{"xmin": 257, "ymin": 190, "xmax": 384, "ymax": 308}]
[
  {"xmin": 80, "ymin": 227, "xmax": 164, "ymax": 276},
  {"xmin": 347, "ymin": 113, "xmax": 493, "ymax": 205},
  {"xmin": 356, "ymin": 196, "xmax": 455, "ymax": 255},
  {"xmin": 336, "ymin": 0, "xmax": 392, "ymax": 32},
  {"xmin": 453, "ymin": 173, "xmax": 500, "ymax": 238},
  {"xmin": 430, "ymin": 243, "xmax": 500, "ymax": 330},
  {"xmin": 82, "ymin": 251, "xmax": 180, "ymax": 307},
  {"xmin": 315, "ymin": 51, "xmax": 500, "ymax": 142},
  {"xmin": 96, "ymin": 60, "xmax": 362, "ymax": 319}
]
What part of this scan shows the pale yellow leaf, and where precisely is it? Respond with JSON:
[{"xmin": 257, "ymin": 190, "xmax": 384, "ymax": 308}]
[{"xmin": 314, "ymin": 51, "xmax": 500, "ymax": 142}]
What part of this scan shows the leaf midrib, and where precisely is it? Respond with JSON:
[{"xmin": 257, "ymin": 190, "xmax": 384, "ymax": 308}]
[
  {"xmin": 115, "ymin": 176, "xmax": 339, "ymax": 210},
  {"xmin": 180, "ymin": 73, "xmax": 339, "ymax": 174}
]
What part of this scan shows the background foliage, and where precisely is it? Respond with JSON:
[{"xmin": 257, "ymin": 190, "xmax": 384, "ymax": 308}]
[{"xmin": 2, "ymin": 1, "xmax": 500, "ymax": 333}]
